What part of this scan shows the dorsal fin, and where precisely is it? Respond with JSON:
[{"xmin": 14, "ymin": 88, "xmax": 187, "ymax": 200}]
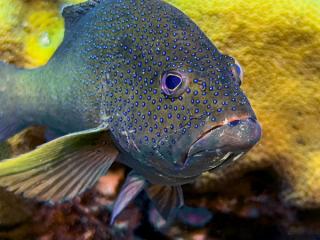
[{"xmin": 62, "ymin": 0, "xmax": 101, "ymax": 31}]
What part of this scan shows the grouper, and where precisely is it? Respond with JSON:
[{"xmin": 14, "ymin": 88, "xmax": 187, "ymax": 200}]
[{"xmin": 0, "ymin": 0, "xmax": 261, "ymax": 223}]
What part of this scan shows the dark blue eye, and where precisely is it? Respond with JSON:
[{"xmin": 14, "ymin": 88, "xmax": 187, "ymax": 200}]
[
  {"xmin": 161, "ymin": 71, "xmax": 187, "ymax": 96},
  {"xmin": 166, "ymin": 74, "xmax": 182, "ymax": 90}
]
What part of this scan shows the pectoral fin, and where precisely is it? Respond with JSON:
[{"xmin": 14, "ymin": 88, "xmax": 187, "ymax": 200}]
[
  {"xmin": 146, "ymin": 184, "xmax": 184, "ymax": 220},
  {"xmin": 111, "ymin": 171, "xmax": 184, "ymax": 224},
  {"xmin": 0, "ymin": 128, "xmax": 118, "ymax": 202}
]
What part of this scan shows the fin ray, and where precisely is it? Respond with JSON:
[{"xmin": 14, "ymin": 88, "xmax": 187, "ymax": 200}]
[
  {"xmin": 36, "ymin": 154, "xmax": 93, "ymax": 200},
  {"xmin": 56, "ymin": 154, "xmax": 103, "ymax": 200},
  {"xmin": 0, "ymin": 128, "xmax": 118, "ymax": 202},
  {"xmin": 111, "ymin": 171, "xmax": 146, "ymax": 224}
]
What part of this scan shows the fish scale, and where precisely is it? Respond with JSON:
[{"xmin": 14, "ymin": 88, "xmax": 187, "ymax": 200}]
[{"xmin": 0, "ymin": 0, "xmax": 261, "ymax": 223}]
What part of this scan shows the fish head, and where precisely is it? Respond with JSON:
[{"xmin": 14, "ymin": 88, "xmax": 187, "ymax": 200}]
[
  {"xmin": 107, "ymin": 0, "xmax": 261, "ymax": 179},
  {"xmin": 148, "ymin": 56, "xmax": 262, "ymax": 178}
]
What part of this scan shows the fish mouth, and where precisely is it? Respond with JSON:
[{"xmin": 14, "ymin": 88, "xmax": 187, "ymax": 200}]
[{"xmin": 183, "ymin": 116, "xmax": 262, "ymax": 172}]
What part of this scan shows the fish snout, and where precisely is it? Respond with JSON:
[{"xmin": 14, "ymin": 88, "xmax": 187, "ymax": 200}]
[{"xmin": 185, "ymin": 117, "xmax": 262, "ymax": 171}]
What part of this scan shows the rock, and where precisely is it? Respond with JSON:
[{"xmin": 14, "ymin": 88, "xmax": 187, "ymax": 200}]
[
  {"xmin": 0, "ymin": 127, "xmax": 46, "ymax": 238},
  {"xmin": 0, "ymin": 189, "xmax": 32, "ymax": 226}
]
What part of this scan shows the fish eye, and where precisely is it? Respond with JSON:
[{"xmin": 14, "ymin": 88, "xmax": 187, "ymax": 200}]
[
  {"xmin": 166, "ymin": 74, "xmax": 182, "ymax": 90},
  {"xmin": 161, "ymin": 71, "xmax": 187, "ymax": 96},
  {"xmin": 231, "ymin": 58, "xmax": 244, "ymax": 85}
]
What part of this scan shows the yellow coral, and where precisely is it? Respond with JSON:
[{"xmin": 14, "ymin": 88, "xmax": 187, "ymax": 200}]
[
  {"xmin": 0, "ymin": 0, "xmax": 319, "ymax": 207},
  {"xmin": 0, "ymin": 0, "xmax": 80, "ymax": 67},
  {"xmin": 166, "ymin": 0, "xmax": 320, "ymax": 208}
]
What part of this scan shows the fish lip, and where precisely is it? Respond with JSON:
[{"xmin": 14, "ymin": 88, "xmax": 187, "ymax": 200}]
[
  {"xmin": 185, "ymin": 115, "xmax": 261, "ymax": 167},
  {"xmin": 188, "ymin": 114, "xmax": 254, "ymax": 153},
  {"xmin": 196, "ymin": 151, "xmax": 246, "ymax": 172}
]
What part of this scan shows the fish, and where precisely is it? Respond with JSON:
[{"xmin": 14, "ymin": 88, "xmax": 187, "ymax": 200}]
[{"xmin": 0, "ymin": 0, "xmax": 261, "ymax": 224}]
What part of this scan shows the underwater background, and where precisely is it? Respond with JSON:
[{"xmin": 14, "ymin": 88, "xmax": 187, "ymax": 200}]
[{"xmin": 0, "ymin": 0, "xmax": 319, "ymax": 239}]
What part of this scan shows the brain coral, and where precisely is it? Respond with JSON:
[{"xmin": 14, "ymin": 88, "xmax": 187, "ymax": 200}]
[{"xmin": 0, "ymin": 0, "xmax": 319, "ymax": 208}]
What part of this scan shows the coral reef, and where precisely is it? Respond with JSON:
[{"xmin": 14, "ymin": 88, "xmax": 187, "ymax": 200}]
[
  {"xmin": 0, "ymin": 0, "xmax": 319, "ymax": 239},
  {"xmin": 1, "ymin": 0, "xmax": 319, "ymax": 206},
  {"xmin": 0, "ymin": 0, "xmax": 83, "ymax": 68},
  {"xmin": 166, "ymin": 0, "xmax": 320, "ymax": 208}
]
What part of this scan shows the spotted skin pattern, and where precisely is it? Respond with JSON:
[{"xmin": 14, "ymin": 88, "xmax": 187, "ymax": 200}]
[
  {"xmin": 79, "ymin": 0, "xmax": 256, "ymax": 182},
  {"xmin": 2, "ymin": 0, "xmax": 258, "ymax": 185}
]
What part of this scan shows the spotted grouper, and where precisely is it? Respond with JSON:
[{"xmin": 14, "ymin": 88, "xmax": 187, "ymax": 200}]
[{"xmin": 0, "ymin": 0, "xmax": 261, "ymax": 223}]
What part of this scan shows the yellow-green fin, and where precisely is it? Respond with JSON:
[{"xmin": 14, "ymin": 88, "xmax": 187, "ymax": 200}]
[{"xmin": 0, "ymin": 128, "xmax": 118, "ymax": 202}]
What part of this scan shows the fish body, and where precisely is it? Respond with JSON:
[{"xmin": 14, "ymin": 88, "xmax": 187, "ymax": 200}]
[{"xmin": 0, "ymin": 0, "xmax": 261, "ymax": 222}]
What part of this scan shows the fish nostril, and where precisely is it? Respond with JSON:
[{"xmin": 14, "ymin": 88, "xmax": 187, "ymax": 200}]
[
  {"xmin": 248, "ymin": 117, "xmax": 257, "ymax": 122},
  {"xmin": 228, "ymin": 119, "xmax": 240, "ymax": 127}
]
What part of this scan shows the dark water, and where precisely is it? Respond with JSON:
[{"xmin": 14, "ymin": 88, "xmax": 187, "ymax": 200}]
[{"xmin": 0, "ymin": 165, "xmax": 320, "ymax": 240}]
